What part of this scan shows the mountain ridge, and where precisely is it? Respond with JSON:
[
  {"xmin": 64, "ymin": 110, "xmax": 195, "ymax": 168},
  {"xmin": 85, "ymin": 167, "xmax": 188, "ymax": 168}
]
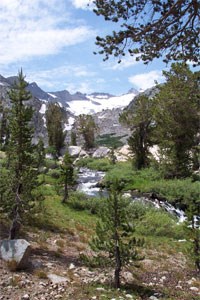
[{"xmin": 0, "ymin": 73, "xmax": 139, "ymax": 146}]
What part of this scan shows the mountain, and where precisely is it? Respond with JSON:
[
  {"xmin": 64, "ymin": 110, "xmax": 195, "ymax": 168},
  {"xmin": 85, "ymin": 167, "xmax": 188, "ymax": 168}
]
[
  {"xmin": 0, "ymin": 73, "xmax": 139, "ymax": 147},
  {"xmin": 27, "ymin": 82, "xmax": 55, "ymax": 102}
]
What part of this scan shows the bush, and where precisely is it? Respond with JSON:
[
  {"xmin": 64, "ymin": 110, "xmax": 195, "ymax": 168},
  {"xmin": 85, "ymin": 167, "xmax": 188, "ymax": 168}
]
[
  {"xmin": 46, "ymin": 168, "xmax": 61, "ymax": 179},
  {"xmin": 103, "ymin": 162, "xmax": 135, "ymax": 190},
  {"xmin": 76, "ymin": 157, "xmax": 112, "ymax": 172},
  {"xmin": 45, "ymin": 158, "xmax": 59, "ymax": 170},
  {"xmin": 67, "ymin": 192, "xmax": 105, "ymax": 214},
  {"xmin": 95, "ymin": 133, "xmax": 126, "ymax": 148},
  {"xmin": 135, "ymin": 208, "xmax": 185, "ymax": 239},
  {"xmin": 150, "ymin": 179, "xmax": 200, "ymax": 204}
]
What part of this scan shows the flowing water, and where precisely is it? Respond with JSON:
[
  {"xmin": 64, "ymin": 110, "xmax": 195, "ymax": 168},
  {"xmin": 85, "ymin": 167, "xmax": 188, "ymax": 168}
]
[{"xmin": 77, "ymin": 167, "xmax": 187, "ymax": 222}]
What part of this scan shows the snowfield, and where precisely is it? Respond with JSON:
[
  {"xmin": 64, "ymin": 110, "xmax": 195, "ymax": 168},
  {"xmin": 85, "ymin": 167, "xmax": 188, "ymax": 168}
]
[{"xmin": 67, "ymin": 92, "xmax": 137, "ymax": 116}]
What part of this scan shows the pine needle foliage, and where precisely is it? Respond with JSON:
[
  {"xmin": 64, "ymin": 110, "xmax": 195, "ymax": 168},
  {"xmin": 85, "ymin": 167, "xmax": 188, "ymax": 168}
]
[
  {"xmin": 90, "ymin": 179, "xmax": 144, "ymax": 288},
  {"xmin": 0, "ymin": 70, "xmax": 39, "ymax": 238}
]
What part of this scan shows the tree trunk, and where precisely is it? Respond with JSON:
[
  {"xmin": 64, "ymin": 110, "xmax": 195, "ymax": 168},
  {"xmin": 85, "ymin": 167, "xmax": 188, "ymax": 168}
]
[
  {"xmin": 62, "ymin": 181, "xmax": 68, "ymax": 203},
  {"xmin": 9, "ymin": 210, "xmax": 21, "ymax": 240},
  {"xmin": 114, "ymin": 242, "xmax": 121, "ymax": 288},
  {"xmin": 192, "ymin": 216, "xmax": 200, "ymax": 273}
]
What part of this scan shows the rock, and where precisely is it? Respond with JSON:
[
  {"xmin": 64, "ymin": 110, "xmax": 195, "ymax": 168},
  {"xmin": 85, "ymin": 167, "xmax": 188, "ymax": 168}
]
[
  {"xmin": 69, "ymin": 263, "xmax": 76, "ymax": 270},
  {"xmin": 0, "ymin": 239, "xmax": 31, "ymax": 270},
  {"xmin": 68, "ymin": 146, "xmax": 82, "ymax": 157},
  {"xmin": 114, "ymin": 145, "xmax": 132, "ymax": 162},
  {"xmin": 122, "ymin": 271, "xmax": 134, "ymax": 283},
  {"xmin": 117, "ymin": 145, "xmax": 131, "ymax": 156},
  {"xmin": 96, "ymin": 287, "xmax": 105, "ymax": 292},
  {"xmin": 190, "ymin": 287, "xmax": 199, "ymax": 292},
  {"xmin": 47, "ymin": 274, "xmax": 68, "ymax": 284},
  {"xmin": 187, "ymin": 277, "xmax": 196, "ymax": 285},
  {"xmin": 92, "ymin": 147, "xmax": 110, "ymax": 158},
  {"xmin": 21, "ymin": 294, "xmax": 30, "ymax": 300},
  {"xmin": 79, "ymin": 149, "xmax": 88, "ymax": 158},
  {"xmin": 125, "ymin": 294, "xmax": 133, "ymax": 298},
  {"xmin": 149, "ymin": 296, "xmax": 159, "ymax": 300}
]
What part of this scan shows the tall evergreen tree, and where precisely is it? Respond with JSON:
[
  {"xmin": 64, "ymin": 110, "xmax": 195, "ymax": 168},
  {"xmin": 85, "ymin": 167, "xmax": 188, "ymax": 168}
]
[
  {"xmin": 120, "ymin": 94, "xmax": 155, "ymax": 169},
  {"xmin": 76, "ymin": 114, "xmax": 98, "ymax": 150},
  {"xmin": 153, "ymin": 63, "xmax": 199, "ymax": 178},
  {"xmin": 46, "ymin": 102, "xmax": 65, "ymax": 158},
  {"xmin": 60, "ymin": 150, "xmax": 74, "ymax": 203},
  {"xmin": 2, "ymin": 70, "xmax": 38, "ymax": 238}
]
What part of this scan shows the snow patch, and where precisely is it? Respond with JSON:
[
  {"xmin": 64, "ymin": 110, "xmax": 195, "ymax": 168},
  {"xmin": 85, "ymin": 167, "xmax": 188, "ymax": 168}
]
[
  {"xmin": 68, "ymin": 92, "xmax": 137, "ymax": 116},
  {"xmin": 48, "ymin": 93, "xmax": 57, "ymax": 99},
  {"xmin": 64, "ymin": 117, "xmax": 75, "ymax": 131},
  {"xmin": 39, "ymin": 103, "xmax": 47, "ymax": 114}
]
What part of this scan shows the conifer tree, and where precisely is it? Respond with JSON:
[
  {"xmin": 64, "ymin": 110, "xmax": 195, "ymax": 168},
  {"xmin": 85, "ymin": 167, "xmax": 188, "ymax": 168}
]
[
  {"xmin": 186, "ymin": 203, "xmax": 200, "ymax": 273},
  {"xmin": 77, "ymin": 114, "xmax": 98, "ymax": 149},
  {"xmin": 70, "ymin": 130, "xmax": 77, "ymax": 146},
  {"xmin": 93, "ymin": 0, "xmax": 199, "ymax": 66},
  {"xmin": 120, "ymin": 94, "xmax": 154, "ymax": 169},
  {"xmin": 35, "ymin": 138, "xmax": 45, "ymax": 170},
  {"xmin": 91, "ymin": 180, "xmax": 143, "ymax": 288},
  {"xmin": 60, "ymin": 150, "xmax": 74, "ymax": 203},
  {"xmin": 46, "ymin": 102, "xmax": 65, "ymax": 158},
  {"xmin": 2, "ymin": 70, "xmax": 38, "ymax": 238},
  {"xmin": 153, "ymin": 63, "xmax": 199, "ymax": 178}
]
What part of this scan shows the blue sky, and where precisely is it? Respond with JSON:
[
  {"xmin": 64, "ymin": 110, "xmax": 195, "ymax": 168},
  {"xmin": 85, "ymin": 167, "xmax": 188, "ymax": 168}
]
[{"xmin": 0, "ymin": 0, "xmax": 169, "ymax": 95}]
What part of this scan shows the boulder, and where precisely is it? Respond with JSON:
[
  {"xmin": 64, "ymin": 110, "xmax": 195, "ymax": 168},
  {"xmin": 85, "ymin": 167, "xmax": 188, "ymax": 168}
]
[
  {"xmin": 47, "ymin": 273, "xmax": 68, "ymax": 284},
  {"xmin": 79, "ymin": 149, "xmax": 88, "ymax": 158},
  {"xmin": 68, "ymin": 146, "xmax": 82, "ymax": 158},
  {"xmin": 92, "ymin": 147, "xmax": 110, "ymax": 158},
  {"xmin": 114, "ymin": 145, "xmax": 132, "ymax": 162},
  {"xmin": 117, "ymin": 145, "xmax": 132, "ymax": 157},
  {"xmin": 0, "ymin": 239, "xmax": 31, "ymax": 270}
]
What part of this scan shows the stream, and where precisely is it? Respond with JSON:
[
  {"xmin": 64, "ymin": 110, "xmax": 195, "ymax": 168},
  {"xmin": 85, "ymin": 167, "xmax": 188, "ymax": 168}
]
[{"xmin": 77, "ymin": 167, "xmax": 187, "ymax": 223}]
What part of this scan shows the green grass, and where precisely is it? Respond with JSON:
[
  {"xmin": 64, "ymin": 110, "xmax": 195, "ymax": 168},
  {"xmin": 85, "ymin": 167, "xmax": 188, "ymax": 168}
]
[
  {"xmin": 76, "ymin": 157, "xmax": 112, "ymax": 172},
  {"xmin": 102, "ymin": 162, "xmax": 199, "ymax": 203},
  {"xmin": 95, "ymin": 133, "xmax": 127, "ymax": 148}
]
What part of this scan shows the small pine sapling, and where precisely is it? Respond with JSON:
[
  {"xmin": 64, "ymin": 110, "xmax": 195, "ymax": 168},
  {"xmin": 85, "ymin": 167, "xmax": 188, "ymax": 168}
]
[{"xmin": 90, "ymin": 179, "xmax": 144, "ymax": 288}]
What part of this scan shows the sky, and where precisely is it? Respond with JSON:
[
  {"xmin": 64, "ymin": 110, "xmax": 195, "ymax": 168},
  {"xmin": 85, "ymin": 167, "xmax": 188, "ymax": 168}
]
[{"xmin": 0, "ymin": 0, "xmax": 172, "ymax": 95}]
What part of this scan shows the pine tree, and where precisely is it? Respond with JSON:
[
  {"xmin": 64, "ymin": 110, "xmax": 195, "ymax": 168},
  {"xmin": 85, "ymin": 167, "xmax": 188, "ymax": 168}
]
[
  {"xmin": 91, "ymin": 180, "xmax": 143, "ymax": 288},
  {"xmin": 184, "ymin": 197, "xmax": 200, "ymax": 273},
  {"xmin": 2, "ymin": 70, "xmax": 38, "ymax": 239},
  {"xmin": 120, "ymin": 94, "xmax": 155, "ymax": 169},
  {"xmin": 76, "ymin": 114, "xmax": 98, "ymax": 150},
  {"xmin": 35, "ymin": 138, "xmax": 45, "ymax": 170},
  {"xmin": 60, "ymin": 150, "xmax": 74, "ymax": 203},
  {"xmin": 153, "ymin": 63, "xmax": 199, "ymax": 178},
  {"xmin": 46, "ymin": 102, "xmax": 65, "ymax": 158},
  {"xmin": 93, "ymin": 0, "xmax": 199, "ymax": 66},
  {"xmin": 70, "ymin": 130, "xmax": 77, "ymax": 146}
]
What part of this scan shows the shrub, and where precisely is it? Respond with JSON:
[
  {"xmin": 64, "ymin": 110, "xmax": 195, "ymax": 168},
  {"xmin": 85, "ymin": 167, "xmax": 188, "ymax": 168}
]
[
  {"xmin": 135, "ymin": 208, "xmax": 185, "ymax": 239},
  {"xmin": 95, "ymin": 133, "xmax": 126, "ymax": 148},
  {"xmin": 67, "ymin": 192, "xmax": 105, "ymax": 215},
  {"xmin": 76, "ymin": 157, "xmax": 112, "ymax": 172}
]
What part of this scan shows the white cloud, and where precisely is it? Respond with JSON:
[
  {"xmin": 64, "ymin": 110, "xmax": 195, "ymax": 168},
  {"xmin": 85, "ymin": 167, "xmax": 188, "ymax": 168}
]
[
  {"xmin": 0, "ymin": 1, "xmax": 95, "ymax": 64},
  {"xmin": 71, "ymin": 0, "xmax": 94, "ymax": 10},
  {"xmin": 128, "ymin": 70, "xmax": 164, "ymax": 90},
  {"xmin": 65, "ymin": 81, "xmax": 93, "ymax": 94},
  {"xmin": 25, "ymin": 64, "xmax": 97, "ymax": 91},
  {"xmin": 105, "ymin": 54, "xmax": 141, "ymax": 70}
]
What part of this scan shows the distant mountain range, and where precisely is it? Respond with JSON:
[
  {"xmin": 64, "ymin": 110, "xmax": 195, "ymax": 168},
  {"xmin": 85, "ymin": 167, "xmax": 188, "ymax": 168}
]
[{"xmin": 0, "ymin": 74, "xmax": 139, "ymax": 146}]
